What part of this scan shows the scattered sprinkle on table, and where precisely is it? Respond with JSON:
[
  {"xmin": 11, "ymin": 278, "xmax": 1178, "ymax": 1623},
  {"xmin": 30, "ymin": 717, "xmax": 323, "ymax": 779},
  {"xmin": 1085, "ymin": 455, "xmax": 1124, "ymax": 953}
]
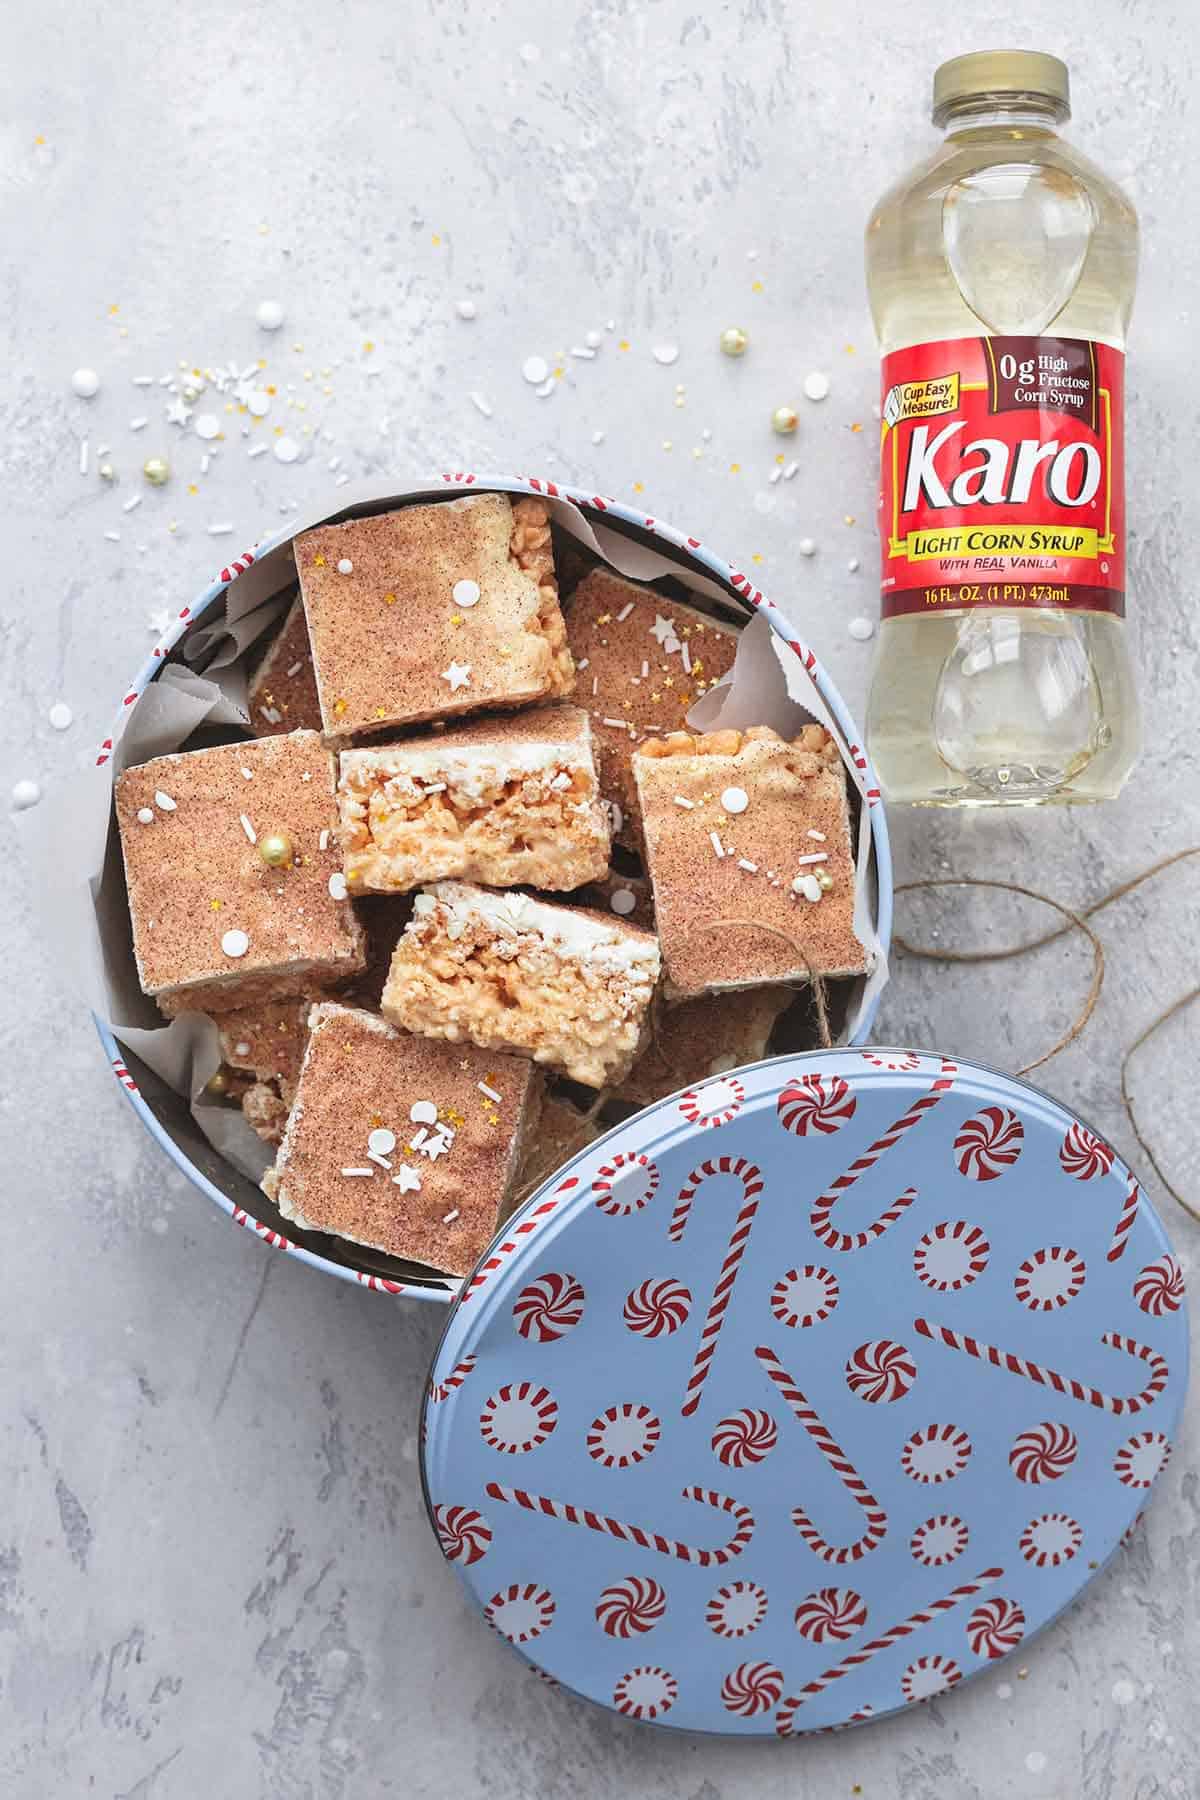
[
  {"xmin": 208, "ymin": 522, "xmax": 233, "ymax": 536},
  {"xmin": 848, "ymin": 615, "xmax": 875, "ymax": 641},
  {"xmin": 803, "ymin": 370, "xmax": 830, "ymax": 401},
  {"xmin": 652, "ymin": 342, "xmax": 679, "ymax": 366},
  {"xmin": 221, "ymin": 928, "xmax": 250, "ymax": 958},
  {"xmin": 470, "ymin": 392, "xmax": 493, "ymax": 417},
  {"xmin": 798, "ymin": 537, "xmax": 817, "ymax": 557},
  {"xmin": 256, "ymin": 300, "xmax": 285, "ymax": 331},
  {"xmin": 522, "ymin": 354, "xmax": 549, "ymax": 385},
  {"xmin": 71, "ymin": 367, "xmax": 100, "ymax": 398},
  {"xmin": 194, "ymin": 413, "xmax": 220, "ymax": 440},
  {"xmin": 455, "ymin": 298, "xmax": 477, "ymax": 320},
  {"xmin": 48, "ymin": 702, "xmax": 73, "ymax": 731},
  {"xmin": 11, "ymin": 779, "xmax": 41, "ymax": 811},
  {"xmin": 274, "ymin": 435, "xmax": 300, "ymax": 464}
]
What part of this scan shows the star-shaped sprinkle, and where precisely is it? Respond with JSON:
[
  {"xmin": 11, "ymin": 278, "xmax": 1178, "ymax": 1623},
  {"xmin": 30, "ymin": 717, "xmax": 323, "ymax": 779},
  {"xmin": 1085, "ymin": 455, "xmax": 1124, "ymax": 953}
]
[
  {"xmin": 392, "ymin": 1165, "xmax": 422, "ymax": 1194},
  {"xmin": 165, "ymin": 397, "xmax": 192, "ymax": 428},
  {"xmin": 441, "ymin": 661, "xmax": 471, "ymax": 691},
  {"xmin": 650, "ymin": 613, "xmax": 677, "ymax": 646}
]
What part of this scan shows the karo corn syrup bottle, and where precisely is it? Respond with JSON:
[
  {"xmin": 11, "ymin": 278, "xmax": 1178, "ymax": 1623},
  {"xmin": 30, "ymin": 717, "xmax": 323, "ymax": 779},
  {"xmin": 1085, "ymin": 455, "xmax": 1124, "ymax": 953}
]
[{"xmin": 865, "ymin": 50, "xmax": 1140, "ymax": 805}]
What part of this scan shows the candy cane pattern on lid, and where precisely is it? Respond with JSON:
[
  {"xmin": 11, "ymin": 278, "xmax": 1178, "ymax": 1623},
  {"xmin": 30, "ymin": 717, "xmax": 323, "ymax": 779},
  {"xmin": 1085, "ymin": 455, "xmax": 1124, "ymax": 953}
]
[
  {"xmin": 861, "ymin": 1050, "xmax": 921, "ymax": 1072},
  {"xmin": 219, "ymin": 549, "xmax": 256, "ymax": 585},
  {"xmin": 755, "ymin": 1346, "xmax": 889, "ymax": 1564},
  {"xmin": 1113, "ymin": 1431, "xmax": 1171, "ymax": 1489},
  {"xmin": 910, "ymin": 1514, "xmax": 968, "ymax": 1568},
  {"xmin": 901, "ymin": 1654, "xmax": 962, "ymax": 1703},
  {"xmin": 593, "ymin": 1152, "xmax": 660, "ymax": 1218},
  {"xmin": 428, "ymin": 1355, "xmax": 477, "ymax": 1403},
  {"xmin": 1008, "ymin": 1422, "xmax": 1078, "ymax": 1484},
  {"xmin": 111, "ymin": 1057, "xmax": 139, "ymax": 1094},
  {"xmin": 809, "ymin": 1058, "xmax": 957, "ymax": 1253},
  {"xmin": 776, "ymin": 1074, "xmax": 856, "ymax": 1137},
  {"xmin": 913, "ymin": 1318, "xmax": 1169, "ymax": 1417},
  {"xmin": 512, "ymin": 1272, "xmax": 586, "ymax": 1341},
  {"xmin": 1059, "ymin": 1120, "xmax": 1115, "ymax": 1181},
  {"xmin": 679, "ymin": 1076, "xmax": 745, "ymax": 1129},
  {"xmin": 479, "ymin": 1382, "xmax": 559, "ymax": 1453},
  {"xmin": 232, "ymin": 1208, "xmax": 293, "ymax": 1252},
  {"xmin": 901, "ymin": 1424, "xmax": 972, "ymax": 1485},
  {"xmin": 706, "ymin": 1580, "xmax": 768, "ymax": 1638},
  {"xmin": 1133, "ymin": 1254, "xmax": 1184, "ymax": 1317},
  {"xmin": 460, "ymin": 1177, "xmax": 579, "ymax": 1302},
  {"xmin": 793, "ymin": 1587, "xmax": 868, "ymax": 1644},
  {"xmin": 623, "ymin": 1278, "xmax": 692, "ymax": 1338},
  {"xmin": 711, "ymin": 1410, "xmax": 778, "ymax": 1469},
  {"xmin": 1108, "ymin": 1175, "xmax": 1141, "ymax": 1264},
  {"xmin": 953, "ymin": 1106, "xmax": 1024, "ymax": 1180},
  {"xmin": 485, "ymin": 1582, "xmax": 555, "ymax": 1644},
  {"xmin": 966, "ymin": 1597, "xmax": 1026, "ymax": 1658},
  {"xmin": 354, "ymin": 1272, "xmax": 408, "ymax": 1295},
  {"xmin": 773, "ymin": 1566, "xmax": 1003, "ymax": 1736},
  {"xmin": 613, "ymin": 1665, "xmax": 678, "ymax": 1720},
  {"xmin": 1013, "ymin": 1246, "xmax": 1087, "ymax": 1312},
  {"xmin": 595, "ymin": 1576, "xmax": 667, "ymax": 1638},
  {"xmin": 484, "ymin": 1482, "xmax": 755, "ymax": 1567},
  {"xmin": 1019, "ymin": 1512, "xmax": 1082, "ymax": 1568},
  {"xmin": 913, "ymin": 1221, "xmax": 990, "ymax": 1292},
  {"xmin": 721, "ymin": 1661, "xmax": 784, "ymax": 1717},
  {"xmin": 674, "ymin": 1159, "xmax": 765, "ymax": 1419},
  {"xmin": 587, "ymin": 1402, "xmax": 661, "ymax": 1469},
  {"xmin": 434, "ymin": 1504, "xmax": 492, "ymax": 1565},
  {"xmin": 770, "ymin": 1265, "xmax": 839, "ymax": 1329}
]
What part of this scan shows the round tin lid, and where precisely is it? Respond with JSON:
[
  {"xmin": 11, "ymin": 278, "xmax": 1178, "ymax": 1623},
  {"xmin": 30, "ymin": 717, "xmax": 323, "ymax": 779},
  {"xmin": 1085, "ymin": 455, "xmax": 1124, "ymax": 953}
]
[{"xmin": 421, "ymin": 1050, "xmax": 1187, "ymax": 1736}]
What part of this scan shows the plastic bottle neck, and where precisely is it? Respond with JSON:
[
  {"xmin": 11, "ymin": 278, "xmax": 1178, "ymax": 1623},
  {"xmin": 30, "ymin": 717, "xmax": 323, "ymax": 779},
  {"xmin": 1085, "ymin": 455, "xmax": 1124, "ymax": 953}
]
[{"xmin": 938, "ymin": 94, "xmax": 1067, "ymax": 140}]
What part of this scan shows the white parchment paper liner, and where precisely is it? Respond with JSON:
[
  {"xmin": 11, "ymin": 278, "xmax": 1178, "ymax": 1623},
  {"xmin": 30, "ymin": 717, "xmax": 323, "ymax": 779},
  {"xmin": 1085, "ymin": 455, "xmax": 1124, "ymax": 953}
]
[{"xmin": 21, "ymin": 477, "xmax": 887, "ymax": 1284}]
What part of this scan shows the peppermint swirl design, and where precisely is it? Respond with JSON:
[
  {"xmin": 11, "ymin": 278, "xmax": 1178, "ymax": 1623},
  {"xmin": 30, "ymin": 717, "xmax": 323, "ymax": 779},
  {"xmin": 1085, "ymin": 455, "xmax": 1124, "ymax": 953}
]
[
  {"xmin": 1014, "ymin": 1245, "xmax": 1087, "ymax": 1312},
  {"xmin": 586, "ymin": 1402, "xmax": 661, "ymax": 1468},
  {"xmin": 793, "ymin": 1586, "xmax": 868, "ymax": 1644},
  {"xmin": 705, "ymin": 1580, "xmax": 768, "ymax": 1639},
  {"xmin": 909, "ymin": 1514, "xmax": 969, "ymax": 1568},
  {"xmin": 901, "ymin": 1654, "xmax": 962, "ymax": 1703},
  {"xmin": 953, "ymin": 1105, "xmax": 1024, "ymax": 1180},
  {"xmin": 966, "ymin": 1597, "xmax": 1026, "ymax": 1658},
  {"xmin": 592, "ymin": 1151, "xmax": 660, "ymax": 1217},
  {"xmin": 845, "ymin": 1338, "xmax": 916, "ymax": 1404},
  {"xmin": 680, "ymin": 1076, "xmax": 745, "ymax": 1129},
  {"xmin": 861, "ymin": 1050, "xmax": 921, "ymax": 1071},
  {"xmin": 776, "ymin": 1073, "xmax": 857, "ymax": 1137},
  {"xmin": 623, "ymin": 1277, "xmax": 692, "ymax": 1338},
  {"xmin": 479, "ymin": 1382, "xmax": 559, "ymax": 1454},
  {"xmin": 1133, "ymin": 1254, "xmax": 1185, "ymax": 1317},
  {"xmin": 711, "ymin": 1409, "xmax": 778, "ymax": 1469},
  {"xmin": 769, "ymin": 1264, "xmax": 839, "ymax": 1328},
  {"xmin": 1020, "ymin": 1512, "xmax": 1083, "ymax": 1567},
  {"xmin": 595, "ymin": 1576, "xmax": 667, "ymax": 1639},
  {"xmin": 433, "ymin": 1504, "xmax": 492, "ymax": 1566},
  {"xmin": 1008, "ymin": 1421, "xmax": 1078, "ymax": 1484},
  {"xmin": 720, "ymin": 1661, "xmax": 784, "ymax": 1717},
  {"xmin": 512, "ymin": 1272, "xmax": 585, "ymax": 1342},
  {"xmin": 901, "ymin": 1424, "xmax": 972, "ymax": 1485},
  {"xmin": 612, "ymin": 1665, "xmax": 678, "ymax": 1720},
  {"xmin": 1059, "ymin": 1120, "xmax": 1115, "ymax": 1181},
  {"xmin": 1113, "ymin": 1431, "xmax": 1171, "ymax": 1489},
  {"xmin": 913, "ymin": 1221, "xmax": 990, "ymax": 1292},
  {"xmin": 484, "ymin": 1582, "xmax": 555, "ymax": 1644}
]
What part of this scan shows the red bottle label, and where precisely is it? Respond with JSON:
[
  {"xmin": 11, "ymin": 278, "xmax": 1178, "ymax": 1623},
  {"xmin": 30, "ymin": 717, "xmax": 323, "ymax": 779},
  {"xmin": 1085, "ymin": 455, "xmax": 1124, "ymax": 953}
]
[{"xmin": 878, "ymin": 335, "xmax": 1125, "ymax": 620}]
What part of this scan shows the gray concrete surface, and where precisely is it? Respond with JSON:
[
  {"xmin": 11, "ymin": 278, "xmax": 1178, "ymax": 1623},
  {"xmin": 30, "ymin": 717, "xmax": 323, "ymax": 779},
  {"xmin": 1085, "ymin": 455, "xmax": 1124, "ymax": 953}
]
[{"xmin": 2, "ymin": 3, "xmax": 1198, "ymax": 1796}]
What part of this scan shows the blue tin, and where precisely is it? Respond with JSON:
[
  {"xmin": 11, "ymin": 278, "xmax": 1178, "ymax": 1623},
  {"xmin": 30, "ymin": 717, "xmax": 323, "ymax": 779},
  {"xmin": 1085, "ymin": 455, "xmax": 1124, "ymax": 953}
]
[
  {"xmin": 422, "ymin": 1048, "xmax": 1187, "ymax": 1735},
  {"xmin": 96, "ymin": 475, "xmax": 893, "ymax": 1303}
]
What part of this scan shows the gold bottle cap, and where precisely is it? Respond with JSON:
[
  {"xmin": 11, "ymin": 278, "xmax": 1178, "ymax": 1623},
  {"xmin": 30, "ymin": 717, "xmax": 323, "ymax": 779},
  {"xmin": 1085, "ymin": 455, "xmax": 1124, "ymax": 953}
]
[{"xmin": 932, "ymin": 50, "xmax": 1070, "ymax": 126}]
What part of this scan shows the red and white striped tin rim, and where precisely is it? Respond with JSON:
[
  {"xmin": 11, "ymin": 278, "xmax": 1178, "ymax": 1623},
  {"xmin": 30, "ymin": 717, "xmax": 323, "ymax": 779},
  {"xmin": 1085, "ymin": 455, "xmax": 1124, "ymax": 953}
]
[{"xmin": 93, "ymin": 473, "xmax": 894, "ymax": 1303}]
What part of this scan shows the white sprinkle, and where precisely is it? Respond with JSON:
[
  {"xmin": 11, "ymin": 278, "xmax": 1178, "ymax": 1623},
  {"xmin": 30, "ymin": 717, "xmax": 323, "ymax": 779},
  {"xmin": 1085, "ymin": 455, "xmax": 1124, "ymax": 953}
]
[
  {"xmin": 1025, "ymin": 1753, "xmax": 1047, "ymax": 1776},
  {"xmin": 48, "ymin": 702, "xmax": 73, "ymax": 731},
  {"xmin": 586, "ymin": 329, "xmax": 604, "ymax": 348},
  {"xmin": 193, "ymin": 413, "xmax": 220, "ymax": 440},
  {"xmin": 11, "ymin": 779, "xmax": 41, "ymax": 811},
  {"xmin": 518, "ymin": 41, "xmax": 540, "ymax": 62},
  {"xmin": 334, "ymin": 474, "xmax": 350, "ymax": 486},
  {"xmin": 783, "ymin": 460, "xmax": 799, "ymax": 481},
  {"xmin": 248, "ymin": 443, "xmax": 268, "ymax": 459},
  {"xmin": 652, "ymin": 343, "xmax": 679, "ymax": 366},
  {"xmin": 78, "ymin": 439, "xmax": 89, "ymax": 475},
  {"xmin": 709, "ymin": 830, "xmax": 724, "ymax": 858},
  {"xmin": 154, "ymin": 790, "xmax": 177, "ymax": 811},
  {"xmin": 441, "ymin": 661, "xmax": 472, "ymax": 692},
  {"xmin": 328, "ymin": 872, "xmax": 348, "ymax": 901},
  {"xmin": 221, "ymin": 928, "xmax": 250, "ymax": 958},
  {"xmin": 570, "ymin": 345, "xmax": 596, "ymax": 359},
  {"xmin": 367, "ymin": 1150, "xmax": 393, "ymax": 1171},
  {"xmin": 478, "ymin": 1082, "xmax": 503, "ymax": 1103},
  {"xmin": 847, "ymin": 557, "xmax": 860, "ymax": 573},
  {"xmin": 615, "ymin": 602, "xmax": 635, "ymax": 622},
  {"xmin": 455, "ymin": 298, "xmax": 477, "ymax": 320},
  {"xmin": 231, "ymin": 1041, "xmax": 252, "ymax": 1059},
  {"xmin": 591, "ymin": 676, "xmax": 599, "ymax": 696},
  {"xmin": 273, "ymin": 435, "xmax": 300, "ymax": 464},
  {"xmin": 318, "ymin": 828, "xmax": 330, "ymax": 852},
  {"xmin": 601, "ymin": 717, "xmax": 631, "ymax": 729},
  {"xmin": 340, "ymin": 1167, "xmax": 375, "ymax": 1179},
  {"xmin": 392, "ymin": 1165, "xmax": 422, "ymax": 1194},
  {"xmin": 440, "ymin": 1208, "xmax": 460, "ymax": 1226},
  {"xmin": 241, "ymin": 767, "xmax": 254, "ymax": 780},
  {"xmin": 1111, "ymin": 1679, "xmax": 1137, "ymax": 1707},
  {"xmin": 535, "ymin": 377, "xmax": 555, "ymax": 398},
  {"xmin": 104, "ymin": 531, "xmax": 121, "ymax": 542},
  {"xmin": 768, "ymin": 466, "xmax": 782, "ymax": 486},
  {"xmin": 131, "ymin": 374, "xmax": 153, "ymax": 387},
  {"xmin": 798, "ymin": 536, "xmax": 816, "ymax": 556},
  {"xmin": 453, "ymin": 578, "xmax": 481, "ymax": 608},
  {"xmin": 246, "ymin": 391, "xmax": 271, "ymax": 418},
  {"xmin": 239, "ymin": 813, "xmax": 257, "ymax": 844},
  {"xmin": 848, "ymin": 615, "xmax": 875, "ymax": 642},
  {"xmin": 71, "ymin": 368, "xmax": 100, "ymax": 398},
  {"xmin": 419, "ymin": 781, "xmax": 447, "ymax": 795},
  {"xmin": 368, "ymin": 1128, "xmax": 397, "ymax": 1156},
  {"xmin": 803, "ymin": 370, "xmax": 830, "ymax": 401},
  {"xmin": 410, "ymin": 1099, "xmax": 439, "ymax": 1125},
  {"xmin": 122, "ymin": 495, "xmax": 142, "ymax": 513},
  {"xmin": 738, "ymin": 858, "xmax": 758, "ymax": 873},
  {"xmin": 256, "ymin": 299, "xmax": 285, "ymax": 331},
  {"xmin": 548, "ymin": 771, "xmax": 572, "ymax": 791},
  {"xmin": 469, "ymin": 391, "xmax": 494, "ymax": 418},
  {"xmin": 522, "ymin": 354, "xmax": 549, "ymax": 385},
  {"xmin": 606, "ymin": 887, "xmax": 637, "ymax": 917},
  {"xmin": 672, "ymin": 795, "xmax": 695, "ymax": 810},
  {"xmin": 806, "ymin": 829, "xmax": 827, "ymax": 841},
  {"xmin": 282, "ymin": 662, "xmax": 303, "ymax": 681},
  {"xmin": 208, "ymin": 522, "xmax": 234, "ymax": 536},
  {"xmin": 793, "ymin": 874, "xmax": 823, "ymax": 903},
  {"xmin": 680, "ymin": 641, "xmax": 692, "ymax": 674},
  {"xmin": 136, "ymin": 806, "xmax": 155, "ymax": 825},
  {"xmin": 796, "ymin": 851, "xmax": 828, "ymax": 865},
  {"xmin": 720, "ymin": 786, "xmax": 749, "ymax": 815},
  {"xmin": 591, "ymin": 429, "xmax": 606, "ymax": 445}
]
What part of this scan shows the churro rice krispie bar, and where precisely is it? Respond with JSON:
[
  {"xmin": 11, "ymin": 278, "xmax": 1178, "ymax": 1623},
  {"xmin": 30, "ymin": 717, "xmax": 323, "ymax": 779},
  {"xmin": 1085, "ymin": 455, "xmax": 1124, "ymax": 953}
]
[{"xmin": 248, "ymin": 596, "xmax": 323, "ymax": 737}]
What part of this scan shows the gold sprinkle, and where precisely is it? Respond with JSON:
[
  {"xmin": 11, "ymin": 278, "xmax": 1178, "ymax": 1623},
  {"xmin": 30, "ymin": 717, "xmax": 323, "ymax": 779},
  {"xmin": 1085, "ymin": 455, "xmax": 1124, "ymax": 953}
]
[
  {"xmin": 649, "ymin": 690, "xmax": 661, "ymax": 702},
  {"xmin": 384, "ymin": 591, "xmax": 397, "ymax": 605},
  {"xmin": 850, "ymin": 421, "xmax": 863, "ymax": 433},
  {"xmin": 729, "ymin": 462, "xmax": 740, "ymax": 474},
  {"xmin": 34, "ymin": 134, "xmax": 45, "ymax": 146},
  {"xmin": 844, "ymin": 343, "xmax": 856, "ymax": 354},
  {"xmin": 375, "ymin": 707, "xmax": 387, "ymax": 719},
  {"xmin": 751, "ymin": 553, "xmax": 763, "ymax": 565},
  {"xmin": 597, "ymin": 613, "xmax": 612, "ymax": 626},
  {"xmin": 844, "ymin": 514, "xmax": 856, "ymax": 525},
  {"xmin": 209, "ymin": 898, "xmax": 222, "ymax": 911},
  {"xmin": 751, "ymin": 280, "xmax": 764, "ymax": 293},
  {"xmin": 370, "ymin": 1114, "xmax": 383, "ymax": 1129},
  {"xmin": 450, "ymin": 613, "xmax": 462, "ymax": 626},
  {"xmin": 363, "ymin": 340, "xmax": 375, "ymax": 353},
  {"xmin": 618, "ymin": 338, "xmax": 631, "ymax": 352},
  {"xmin": 775, "ymin": 453, "xmax": 785, "ymax": 465},
  {"xmin": 266, "ymin": 384, "xmax": 277, "ymax": 395},
  {"xmin": 108, "ymin": 303, "xmax": 120, "ymax": 315},
  {"xmin": 692, "ymin": 660, "xmax": 704, "ymax": 674},
  {"xmin": 663, "ymin": 676, "xmax": 675, "ymax": 689},
  {"xmin": 334, "ymin": 698, "xmax": 348, "ymax": 718},
  {"xmin": 314, "ymin": 554, "xmax": 326, "ymax": 567},
  {"xmin": 187, "ymin": 483, "xmax": 198, "ymax": 495},
  {"xmin": 633, "ymin": 481, "xmax": 644, "ymax": 494},
  {"xmin": 553, "ymin": 366, "xmax": 565, "ymax": 380},
  {"xmin": 431, "ymin": 233, "xmax": 441, "ymax": 245}
]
